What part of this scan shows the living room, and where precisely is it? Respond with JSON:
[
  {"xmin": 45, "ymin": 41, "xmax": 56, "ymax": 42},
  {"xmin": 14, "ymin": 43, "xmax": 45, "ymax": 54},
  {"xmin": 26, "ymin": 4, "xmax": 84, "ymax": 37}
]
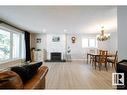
[{"xmin": 0, "ymin": 6, "xmax": 127, "ymax": 89}]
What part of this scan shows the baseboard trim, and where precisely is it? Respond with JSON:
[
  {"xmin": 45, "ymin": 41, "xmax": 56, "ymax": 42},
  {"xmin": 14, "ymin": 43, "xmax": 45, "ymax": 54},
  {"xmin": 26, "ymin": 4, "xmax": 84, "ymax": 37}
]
[{"xmin": 71, "ymin": 59, "xmax": 86, "ymax": 61}]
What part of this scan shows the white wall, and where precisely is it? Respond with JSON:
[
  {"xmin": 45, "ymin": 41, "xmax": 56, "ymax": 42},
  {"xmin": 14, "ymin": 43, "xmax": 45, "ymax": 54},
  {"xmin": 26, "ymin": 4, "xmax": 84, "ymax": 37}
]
[
  {"xmin": 110, "ymin": 32, "xmax": 118, "ymax": 52},
  {"xmin": 30, "ymin": 33, "xmax": 36, "ymax": 49},
  {"xmin": 117, "ymin": 7, "xmax": 127, "ymax": 60},
  {"xmin": 31, "ymin": 32, "xmax": 118, "ymax": 60},
  {"xmin": 66, "ymin": 34, "xmax": 98, "ymax": 59},
  {"xmin": 30, "ymin": 33, "xmax": 47, "ymax": 50},
  {"xmin": 66, "ymin": 34, "xmax": 84, "ymax": 59},
  {"xmin": 98, "ymin": 40, "xmax": 110, "ymax": 50}
]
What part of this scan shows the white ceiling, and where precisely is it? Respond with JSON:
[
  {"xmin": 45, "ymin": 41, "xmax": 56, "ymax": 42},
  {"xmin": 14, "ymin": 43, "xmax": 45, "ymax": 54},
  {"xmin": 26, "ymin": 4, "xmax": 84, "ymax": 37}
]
[{"xmin": 0, "ymin": 6, "xmax": 117, "ymax": 34}]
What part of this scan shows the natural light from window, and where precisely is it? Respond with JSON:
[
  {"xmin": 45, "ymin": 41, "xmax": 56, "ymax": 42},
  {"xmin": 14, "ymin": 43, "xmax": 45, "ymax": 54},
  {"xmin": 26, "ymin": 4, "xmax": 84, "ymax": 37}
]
[
  {"xmin": 0, "ymin": 28, "xmax": 25, "ymax": 62},
  {"xmin": 82, "ymin": 38, "xmax": 97, "ymax": 48},
  {"xmin": 82, "ymin": 38, "xmax": 88, "ymax": 48},
  {"xmin": 0, "ymin": 29, "xmax": 10, "ymax": 61},
  {"xmin": 89, "ymin": 38, "xmax": 96, "ymax": 47}
]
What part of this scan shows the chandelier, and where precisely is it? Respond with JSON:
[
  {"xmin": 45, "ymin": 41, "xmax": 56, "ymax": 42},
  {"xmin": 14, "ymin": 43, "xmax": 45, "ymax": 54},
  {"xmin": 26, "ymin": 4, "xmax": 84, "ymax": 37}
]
[{"xmin": 97, "ymin": 26, "xmax": 110, "ymax": 41}]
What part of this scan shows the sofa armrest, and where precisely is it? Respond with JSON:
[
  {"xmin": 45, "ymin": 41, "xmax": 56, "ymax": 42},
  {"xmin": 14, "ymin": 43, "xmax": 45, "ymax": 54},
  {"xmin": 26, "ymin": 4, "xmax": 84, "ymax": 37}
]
[
  {"xmin": 0, "ymin": 71, "xmax": 23, "ymax": 89},
  {"xmin": 23, "ymin": 66, "xmax": 49, "ymax": 89}
]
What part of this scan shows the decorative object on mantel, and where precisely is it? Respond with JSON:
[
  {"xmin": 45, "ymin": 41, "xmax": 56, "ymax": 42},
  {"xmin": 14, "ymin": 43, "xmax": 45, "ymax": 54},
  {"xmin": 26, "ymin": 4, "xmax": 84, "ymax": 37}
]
[
  {"xmin": 97, "ymin": 26, "xmax": 110, "ymax": 41},
  {"xmin": 52, "ymin": 36, "xmax": 60, "ymax": 42},
  {"xmin": 71, "ymin": 36, "xmax": 76, "ymax": 43}
]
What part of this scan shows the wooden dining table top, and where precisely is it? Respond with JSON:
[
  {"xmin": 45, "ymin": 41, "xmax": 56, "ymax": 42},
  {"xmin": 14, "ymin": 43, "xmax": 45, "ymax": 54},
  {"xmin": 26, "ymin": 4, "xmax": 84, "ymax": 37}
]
[{"xmin": 87, "ymin": 52, "xmax": 115, "ymax": 57}]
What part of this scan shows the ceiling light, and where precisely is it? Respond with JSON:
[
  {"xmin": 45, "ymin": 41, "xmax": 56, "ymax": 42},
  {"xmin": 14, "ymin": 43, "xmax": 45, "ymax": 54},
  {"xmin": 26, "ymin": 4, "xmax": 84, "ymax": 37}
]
[{"xmin": 96, "ymin": 26, "xmax": 110, "ymax": 41}]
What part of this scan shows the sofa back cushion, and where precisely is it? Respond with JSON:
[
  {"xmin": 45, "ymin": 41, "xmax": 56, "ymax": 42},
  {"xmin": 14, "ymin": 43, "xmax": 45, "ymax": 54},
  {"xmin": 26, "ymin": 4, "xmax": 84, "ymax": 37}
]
[
  {"xmin": 11, "ymin": 66, "xmax": 29, "ymax": 83},
  {"xmin": 23, "ymin": 62, "xmax": 42, "ymax": 79},
  {"xmin": 11, "ymin": 62, "xmax": 43, "ymax": 84}
]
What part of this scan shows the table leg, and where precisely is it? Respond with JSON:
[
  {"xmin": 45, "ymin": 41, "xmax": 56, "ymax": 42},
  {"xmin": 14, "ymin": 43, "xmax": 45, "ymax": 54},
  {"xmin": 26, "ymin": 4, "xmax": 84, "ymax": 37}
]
[
  {"xmin": 95, "ymin": 55, "xmax": 96, "ymax": 69},
  {"xmin": 87, "ymin": 54, "xmax": 88, "ymax": 64}
]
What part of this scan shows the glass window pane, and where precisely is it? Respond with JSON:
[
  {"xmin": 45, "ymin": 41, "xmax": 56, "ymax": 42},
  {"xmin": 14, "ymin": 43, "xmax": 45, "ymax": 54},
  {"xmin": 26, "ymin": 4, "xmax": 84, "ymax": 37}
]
[
  {"xmin": 82, "ymin": 38, "xmax": 88, "ymax": 48},
  {"xmin": 13, "ymin": 33, "xmax": 20, "ymax": 58},
  {"xmin": 89, "ymin": 38, "xmax": 96, "ymax": 47},
  {"xmin": 0, "ymin": 29, "xmax": 10, "ymax": 61}
]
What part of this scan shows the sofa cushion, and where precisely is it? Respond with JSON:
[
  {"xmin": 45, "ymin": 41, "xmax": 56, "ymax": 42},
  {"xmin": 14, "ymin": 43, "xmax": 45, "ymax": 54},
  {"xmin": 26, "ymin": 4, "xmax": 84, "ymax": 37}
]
[
  {"xmin": 11, "ymin": 66, "xmax": 29, "ymax": 83},
  {"xmin": 23, "ymin": 62, "xmax": 42, "ymax": 79},
  {"xmin": 11, "ymin": 62, "xmax": 43, "ymax": 83}
]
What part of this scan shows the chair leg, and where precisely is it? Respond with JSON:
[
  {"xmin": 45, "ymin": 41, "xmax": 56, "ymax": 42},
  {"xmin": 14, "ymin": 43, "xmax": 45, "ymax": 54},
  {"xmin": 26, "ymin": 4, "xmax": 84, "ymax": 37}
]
[
  {"xmin": 90, "ymin": 58, "xmax": 91, "ymax": 64},
  {"xmin": 108, "ymin": 62, "xmax": 110, "ymax": 67},
  {"xmin": 99, "ymin": 63, "xmax": 101, "ymax": 71},
  {"xmin": 92, "ymin": 60, "xmax": 94, "ymax": 66},
  {"xmin": 114, "ymin": 63, "xmax": 116, "ymax": 69},
  {"xmin": 105, "ymin": 63, "xmax": 108, "ymax": 71},
  {"xmin": 112, "ymin": 63, "xmax": 114, "ymax": 68},
  {"xmin": 95, "ymin": 62, "xmax": 97, "ymax": 69}
]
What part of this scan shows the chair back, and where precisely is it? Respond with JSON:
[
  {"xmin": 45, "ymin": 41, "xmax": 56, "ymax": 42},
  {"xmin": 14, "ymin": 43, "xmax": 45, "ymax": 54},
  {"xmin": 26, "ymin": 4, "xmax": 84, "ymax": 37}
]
[
  {"xmin": 114, "ymin": 51, "xmax": 118, "ymax": 63},
  {"xmin": 99, "ymin": 50, "xmax": 108, "ymax": 64}
]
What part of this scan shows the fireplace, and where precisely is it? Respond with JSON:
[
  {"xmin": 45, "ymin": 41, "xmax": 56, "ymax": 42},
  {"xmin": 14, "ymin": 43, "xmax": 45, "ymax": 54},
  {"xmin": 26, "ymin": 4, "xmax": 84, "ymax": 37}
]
[
  {"xmin": 51, "ymin": 52, "xmax": 61, "ymax": 61},
  {"xmin": 45, "ymin": 52, "xmax": 66, "ymax": 62}
]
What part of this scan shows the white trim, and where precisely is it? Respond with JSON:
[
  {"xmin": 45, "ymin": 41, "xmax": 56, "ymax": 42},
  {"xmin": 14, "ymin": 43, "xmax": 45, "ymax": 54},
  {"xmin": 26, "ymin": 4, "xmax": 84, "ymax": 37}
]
[
  {"xmin": 0, "ymin": 23, "xmax": 23, "ymax": 33},
  {"xmin": 71, "ymin": 59, "xmax": 85, "ymax": 61},
  {"xmin": 0, "ymin": 58, "xmax": 21, "ymax": 64},
  {"xmin": 10, "ymin": 31, "xmax": 13, "ymax": 59}
]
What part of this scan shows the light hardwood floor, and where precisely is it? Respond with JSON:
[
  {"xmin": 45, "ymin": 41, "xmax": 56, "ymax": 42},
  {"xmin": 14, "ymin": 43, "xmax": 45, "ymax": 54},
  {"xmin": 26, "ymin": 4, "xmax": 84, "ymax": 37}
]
[{"xmin": 43, "ymin": 60, "xmax": 116, "ymax": 89}]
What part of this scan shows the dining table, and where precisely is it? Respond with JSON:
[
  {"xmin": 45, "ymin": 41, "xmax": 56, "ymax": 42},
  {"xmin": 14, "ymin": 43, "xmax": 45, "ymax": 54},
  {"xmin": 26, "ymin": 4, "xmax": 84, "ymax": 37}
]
[{"xmin": 86, "ymin": 52, "xmax": 115, "ymax": 69}]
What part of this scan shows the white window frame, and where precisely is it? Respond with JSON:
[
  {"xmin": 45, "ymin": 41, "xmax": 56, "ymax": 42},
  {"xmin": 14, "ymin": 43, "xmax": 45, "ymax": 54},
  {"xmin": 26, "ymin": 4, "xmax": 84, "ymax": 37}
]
[
  {"xmin": 12, "ymin": 32, "xmax": 21, "ymax": 59},
  {"xmin": 82, "ymin": 37, "xmax": 97, "ymax": 48},
  {"xmin": 0, "ymin": 26, "xmax": 25, "ymax": 63}
]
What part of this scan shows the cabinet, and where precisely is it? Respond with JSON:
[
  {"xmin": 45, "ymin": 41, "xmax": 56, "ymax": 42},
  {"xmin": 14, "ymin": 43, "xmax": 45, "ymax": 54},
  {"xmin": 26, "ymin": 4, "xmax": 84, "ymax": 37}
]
[{"xmin": 31, "ymin": 49, "xmax": 46, "ymax": 62}]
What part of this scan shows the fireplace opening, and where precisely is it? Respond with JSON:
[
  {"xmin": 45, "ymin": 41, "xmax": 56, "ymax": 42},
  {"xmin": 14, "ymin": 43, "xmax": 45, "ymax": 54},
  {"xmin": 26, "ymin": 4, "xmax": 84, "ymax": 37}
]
[
  {"xmin": 51, "ymin": 52, "xmax": 61, "ymax": 61},
  {"xmin": 45, "ymin": 52, "xmax": 66, "ymax": 62}
]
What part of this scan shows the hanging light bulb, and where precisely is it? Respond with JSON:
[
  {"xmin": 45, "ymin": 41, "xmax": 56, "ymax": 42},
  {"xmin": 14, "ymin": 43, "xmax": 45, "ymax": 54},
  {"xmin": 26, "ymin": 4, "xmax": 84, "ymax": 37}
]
[{"xmin": 97, "ymin": 26, "xmax": 110, "ymax": 41}]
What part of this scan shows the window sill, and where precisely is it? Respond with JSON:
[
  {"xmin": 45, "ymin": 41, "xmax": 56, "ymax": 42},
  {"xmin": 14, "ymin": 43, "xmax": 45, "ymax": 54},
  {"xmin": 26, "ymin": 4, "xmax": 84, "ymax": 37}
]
[{"xmin": 0, "ymin": 58, "xmax": 22, "ymax": 64}]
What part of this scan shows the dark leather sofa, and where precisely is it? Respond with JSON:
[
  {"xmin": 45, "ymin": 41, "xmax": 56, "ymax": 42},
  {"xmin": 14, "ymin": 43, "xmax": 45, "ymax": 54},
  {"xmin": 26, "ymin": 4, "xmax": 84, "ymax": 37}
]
[
  {"xmin": 0, "ymin": 65, "xmax": 48, "ymax": 89},
  {"xmin": 117, "ymin": 60, "xmax": 127, "ymax": 89}
]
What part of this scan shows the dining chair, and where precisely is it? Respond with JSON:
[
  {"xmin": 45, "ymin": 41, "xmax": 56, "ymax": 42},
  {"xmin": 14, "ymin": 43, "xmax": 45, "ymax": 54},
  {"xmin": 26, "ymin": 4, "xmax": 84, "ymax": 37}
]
[
  {"xmin": 92, "ymin": 50, "xmax": 102, "ymax": 66},
  {"xmin": 107, "ymin": 51, "xmax": 118, "ymax": 69},
  {"xmin": 97, "ymin": 50, "xmax": 108, "ymax": 71},
  {"xmin": 89, "ymin": 49, "xmax": 95, "ymax": 64}
]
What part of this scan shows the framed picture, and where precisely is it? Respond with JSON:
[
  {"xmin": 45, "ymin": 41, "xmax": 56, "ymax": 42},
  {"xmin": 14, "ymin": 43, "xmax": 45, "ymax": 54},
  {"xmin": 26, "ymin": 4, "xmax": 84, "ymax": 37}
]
[
  {"xmin": 36, "ymin": 38, "xmax": 41, "ymax": 43},
  {"xmin": 52, "ymin": 36, "xmax": 60, "ymax": 42}
]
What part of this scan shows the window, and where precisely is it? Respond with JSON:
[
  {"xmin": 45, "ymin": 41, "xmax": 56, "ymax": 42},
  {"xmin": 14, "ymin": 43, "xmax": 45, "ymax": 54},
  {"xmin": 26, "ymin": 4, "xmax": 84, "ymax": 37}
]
[
  {"xmin": 82, "ymin": 38, "xmax": 97, "ymax": 48},
  {"xmin": 89, "ymin": 38, "xmax": 96, "ymax": 47},
  {"xmin": 0, "ymin": 28, "xmax": 25, "ymax": 62},
  {"xmin": 13, "ymin": 33, "xmax": 20, "ymax": 58},
  {"xmin": 0, "ymin": 29, "xmax": 10, "ymax": 61},
  {"xmin": 82, "ymin": 38, "xmax": 88, "ymax": 48}
]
